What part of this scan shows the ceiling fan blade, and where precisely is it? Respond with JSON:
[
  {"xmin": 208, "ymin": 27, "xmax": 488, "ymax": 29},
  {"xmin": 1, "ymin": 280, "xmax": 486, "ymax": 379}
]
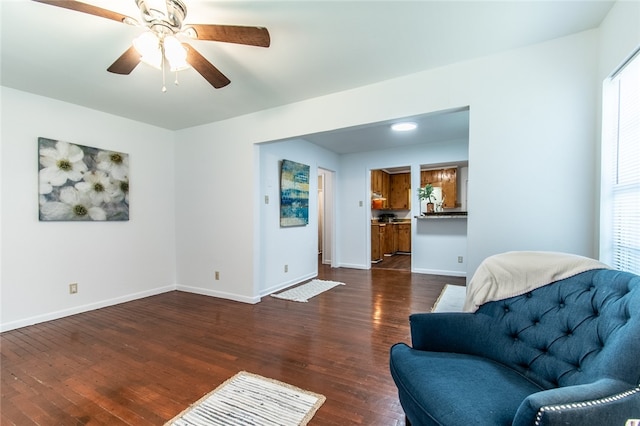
[
  {"xmin": 184, "ymin": 44, "xmax": 231, "ymax": 89},
  {"xmin": 187, "ymin": 24, "xmax": 270, "ymax": 47},
  {"xmin": 107, "ymin": 46, "xmax": 141, "ymax": 75},
  {"xmin": 31, "ymin": 0, "xmax": 131, "ymax": 24}
]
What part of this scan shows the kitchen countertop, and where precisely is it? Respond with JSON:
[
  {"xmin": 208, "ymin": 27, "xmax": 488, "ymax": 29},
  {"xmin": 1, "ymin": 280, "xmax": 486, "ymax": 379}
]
[
  {"xmin": 415, "ymin": 212, "xmax": 468, "ymax": 219},
  {"xmin": 372, "ymin": 220, "xmax": 411, "ymax": 225}
]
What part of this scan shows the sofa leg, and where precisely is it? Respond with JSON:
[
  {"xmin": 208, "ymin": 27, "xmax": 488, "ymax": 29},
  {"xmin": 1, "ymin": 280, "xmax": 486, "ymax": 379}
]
[{"xmin": 405, "ymin": 416, "xmax": 411, "ymax": 426}]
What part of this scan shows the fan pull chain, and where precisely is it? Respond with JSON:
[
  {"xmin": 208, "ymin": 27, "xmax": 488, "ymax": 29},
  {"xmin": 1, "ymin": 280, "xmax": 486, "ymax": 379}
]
[
  {"xmin": 162, "ymin": 61, "xmax": 167, "ymax": 93},
  {"xmin": 175, "ymin": 71, "xmax": 180, "ymax": 86},
  {"xmin": 161, "ymin": 55, "xmax": 167, "ymax": 93}
]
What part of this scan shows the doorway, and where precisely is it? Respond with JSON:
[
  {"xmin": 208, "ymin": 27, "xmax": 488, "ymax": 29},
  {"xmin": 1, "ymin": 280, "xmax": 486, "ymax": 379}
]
[
  {"xmin": 370, "ymin": 166, "xmax": 412, "ymax": 271},
  {"xmin": 318, "ymin": 168, "xmax": 335, "ymax": 266}
]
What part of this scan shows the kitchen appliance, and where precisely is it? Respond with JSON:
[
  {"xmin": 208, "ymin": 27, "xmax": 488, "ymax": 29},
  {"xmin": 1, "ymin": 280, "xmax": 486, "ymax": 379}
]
[{"xmin": 378, "ymin": 213, "xmax": 396, "ymax": 223}]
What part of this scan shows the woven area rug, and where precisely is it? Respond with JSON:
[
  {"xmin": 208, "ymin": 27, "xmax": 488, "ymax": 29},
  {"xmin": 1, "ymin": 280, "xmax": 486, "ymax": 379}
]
[
  {"xmin": 271, "ymin": 279, "xmax": 345, "ymax": 302},
  {"xmin": 431, "ymin": 284, "xmax": 466, "ymax": 312},
  {"xmin": 165, "ymin": 371, "xmax": 326, "ymax": 426}
]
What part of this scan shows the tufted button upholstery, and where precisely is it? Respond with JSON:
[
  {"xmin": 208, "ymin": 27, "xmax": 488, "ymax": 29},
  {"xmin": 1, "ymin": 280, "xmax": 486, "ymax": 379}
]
[{"xmin": 474, "ymin": 269, "xmax": 639, "ymax": 389}]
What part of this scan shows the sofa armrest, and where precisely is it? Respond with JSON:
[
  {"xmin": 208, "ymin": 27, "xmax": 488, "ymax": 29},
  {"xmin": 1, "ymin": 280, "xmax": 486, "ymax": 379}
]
[
  {"xmin": 409, "ymin": 312, "xmax": 491, "ymax": 354},
  {"xmin": 513, "ymin": 378, "xmax": 640, "ymax": 426}
]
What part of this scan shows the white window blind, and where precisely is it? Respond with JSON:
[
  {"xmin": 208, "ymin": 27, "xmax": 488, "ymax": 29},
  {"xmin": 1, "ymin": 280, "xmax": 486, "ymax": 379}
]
[{"xmin": 601, "ymin": 49, "xmax": 640, "ymax": 274}]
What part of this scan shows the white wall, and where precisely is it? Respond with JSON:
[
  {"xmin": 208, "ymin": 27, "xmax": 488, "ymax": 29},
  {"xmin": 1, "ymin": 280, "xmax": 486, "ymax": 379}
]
[
  {"xmin": 597, "ymin": 1, "xmax": 640, "ymax": 81},
  {"xmin": 0, "ymin": 88, "xmax": 176, "ymax": 331},
  {"xmin": 413, "ymin": 218, "xmax": 467, "ymax": 276},
  {"xmin": 257, "ymin": 139, "xmax": 339, "ymax": 296},
  {"xmin": 462, "ymin": 32, "xmax": 600, "ymax": 272},
  {"xmin": 174, "ymin": 29, "xmax": 602, "ymax": 297},
  {"xmin": 172, "ymin": 119, "xmax": 257, "ymax": 303}
]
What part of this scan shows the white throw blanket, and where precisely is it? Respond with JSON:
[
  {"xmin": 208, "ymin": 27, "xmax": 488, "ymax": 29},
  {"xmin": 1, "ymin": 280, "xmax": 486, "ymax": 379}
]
[{"xmin": 463, "ymin": 251, "xmax": 610, "ymax": 312}]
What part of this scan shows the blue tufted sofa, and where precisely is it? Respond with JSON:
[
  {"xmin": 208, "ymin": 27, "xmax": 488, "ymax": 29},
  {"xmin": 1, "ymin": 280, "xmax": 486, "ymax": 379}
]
[{"xmin": 389, "ymin": 268, "xmax": 640, "ymax": 425}]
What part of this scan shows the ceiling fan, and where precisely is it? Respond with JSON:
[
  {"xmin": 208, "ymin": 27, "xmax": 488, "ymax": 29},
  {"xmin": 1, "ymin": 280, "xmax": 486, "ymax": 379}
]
[{"xmin": 32, "ymin": 0, "xmax": 271, "ymax": 90}]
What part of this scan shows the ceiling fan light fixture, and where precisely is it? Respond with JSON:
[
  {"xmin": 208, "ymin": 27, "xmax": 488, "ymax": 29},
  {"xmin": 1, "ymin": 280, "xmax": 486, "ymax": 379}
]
[
  {"xmin": 136, "ymin": 0, "xmax": 186, "ymax": 29},
  {"xmin": 144, "ymin": 0, "xmax": 169, "ymax": 16},
  {"xmin": 181, "ymin": 27, "xmax": 198, "ymax": 39},
  {"xmin": 122, "ymin": 16, "xmax": 140, "ymax": 27},
  {"xmin": 133, "ymin": 31, "xmax": 162, "ymax": 69},
  {"xmin": 32, "ymin": 0, "xmax": 270, "ymax": 91},
  {"xmin": 164, "ymin": 36, "xmax": 189, "ymax": 71}
]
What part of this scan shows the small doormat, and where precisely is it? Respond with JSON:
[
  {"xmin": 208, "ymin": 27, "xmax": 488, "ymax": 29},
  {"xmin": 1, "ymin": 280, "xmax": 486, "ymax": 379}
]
[
  {"xmin": 271, "ymin": 279, "xmax": 345, "ymax": 302},
  {"xmin": 165, "ymin": 371, "xmax": 326, "ymax": 426},
  {"xmin": 431, "ymin": 284, "xmax": 466, "ymax": 312}
]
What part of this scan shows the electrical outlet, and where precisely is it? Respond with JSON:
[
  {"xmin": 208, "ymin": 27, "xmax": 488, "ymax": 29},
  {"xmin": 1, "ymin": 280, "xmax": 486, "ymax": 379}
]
[
  {"xmin": 265, "ymin": 195, "xmax": 269, "ymax": 204},
  {"xmin": 69, "ymin": 283, "xmax": 78, "ymax": 294},
  {"xmin": 284, "ymin": 264, "xmax": 288, "ymax": 273},
  {"xmin": 215, "ymin": 271, "xmax": 220, "ymax": 280},
  {"xmin": 458, "ymin": 256, "xmax": 464, "ymax": 263},
  {"xmin": 359, "ymin": 200, "xmax": 363, "ymax": 207}
]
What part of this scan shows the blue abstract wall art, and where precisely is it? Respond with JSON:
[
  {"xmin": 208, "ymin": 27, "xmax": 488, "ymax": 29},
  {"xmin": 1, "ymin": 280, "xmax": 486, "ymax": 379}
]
[{"xmin": 280, "ymin": 159, "xmax": 310, "ymax": 227}]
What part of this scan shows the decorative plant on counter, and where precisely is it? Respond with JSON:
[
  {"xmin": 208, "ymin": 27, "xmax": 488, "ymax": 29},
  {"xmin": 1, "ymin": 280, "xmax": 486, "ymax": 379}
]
[
  {"xmin": 417, "ymin": 184, "xmax": 434, "ymax": 202},
  {"xmin": 418, "ymin": 184, "xmax": 435, "ymax": 214}
]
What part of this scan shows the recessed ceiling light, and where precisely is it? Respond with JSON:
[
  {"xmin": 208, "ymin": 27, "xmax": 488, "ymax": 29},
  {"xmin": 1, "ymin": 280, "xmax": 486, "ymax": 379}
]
[{"xmin": 391, "ymin": 122, "xmax": 417, "ymax": 132}]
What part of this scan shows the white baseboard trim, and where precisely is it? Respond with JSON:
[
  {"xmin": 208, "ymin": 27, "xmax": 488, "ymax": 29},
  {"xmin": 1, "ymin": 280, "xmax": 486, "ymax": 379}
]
[
  {"xmin": 259, "ymin": 272, "xmax": 317, "ymax": 298},
  {"xmin": 176, "ymin": 285, "xmax": 261, "ymax": 304},
  {"xmin": 411, "ymin": 267, "xmax": 467, "ymax": 277},
  {"xmin": 0, "ymin": 285, "xmax": 176, "ymax": 333},
  {"xmin": 337, "ymin": 263, "xmax": 369, "ymax": 270}
]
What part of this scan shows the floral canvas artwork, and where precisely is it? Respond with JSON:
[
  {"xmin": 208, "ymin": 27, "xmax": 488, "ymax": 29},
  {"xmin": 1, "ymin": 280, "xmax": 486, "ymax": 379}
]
[
  {"xmin": 38, "ymin": 137, "xmax": 129, "ymax": 221},
  {"xmin": 280, "ymin": 159, "xmax": 310, "ymax": 227}
]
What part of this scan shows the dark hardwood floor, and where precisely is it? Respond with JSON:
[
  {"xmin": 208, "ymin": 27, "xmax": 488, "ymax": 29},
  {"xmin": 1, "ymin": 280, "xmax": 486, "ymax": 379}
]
[
  {"xmin": 1, "ymin": 263, "xmax": 465, "ymax": 425},
  {"xmin": 370, "ymin": 254, "xmax": 411, "ymax": 271}
]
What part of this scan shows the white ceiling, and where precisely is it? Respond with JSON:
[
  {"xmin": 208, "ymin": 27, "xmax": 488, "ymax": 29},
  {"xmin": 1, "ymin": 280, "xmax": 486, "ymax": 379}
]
[
  {"xmin": 1, "ymin": 0, "xmax": 614, "ymax": 151},
  {"xmin": 302, "ymin": 107, "xmax": 470, "ymax": 154}
]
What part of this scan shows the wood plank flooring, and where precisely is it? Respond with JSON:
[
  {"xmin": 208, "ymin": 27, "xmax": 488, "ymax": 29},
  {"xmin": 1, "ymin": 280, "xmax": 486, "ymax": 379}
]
[
  {"xmin": 1, "ymin": 263, "xmax": 465, "ymax": 425},
  {"xmin": 370, "ymin": 254, "xmax": 411, "ymax": 271}
]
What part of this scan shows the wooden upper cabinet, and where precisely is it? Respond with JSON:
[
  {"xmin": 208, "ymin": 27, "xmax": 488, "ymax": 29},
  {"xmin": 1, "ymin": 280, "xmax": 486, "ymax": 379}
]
[
  {"xmin": 371, "ymin": 169, "xmax": 390, "ymax": 209},
  {"xmin": 420, "ymin": 168, "xmax": 457, "ymax": 208},
  {"xmin": 388, "ymin": 173, "xmax": 411, "ymax": 209},
  {"xmin": 371, "ymin": 169, "xmax": 383, "ymax": 195},
  {"xmin": 439, "ymin": 168, "xmax": 457, "ymax": 208}
]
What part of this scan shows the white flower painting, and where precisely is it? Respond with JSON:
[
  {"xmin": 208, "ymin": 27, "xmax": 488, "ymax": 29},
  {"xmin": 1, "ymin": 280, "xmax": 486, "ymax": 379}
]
[{"xmin": 38, "ymin": 138, "xmax": 129, "ymax": 221}]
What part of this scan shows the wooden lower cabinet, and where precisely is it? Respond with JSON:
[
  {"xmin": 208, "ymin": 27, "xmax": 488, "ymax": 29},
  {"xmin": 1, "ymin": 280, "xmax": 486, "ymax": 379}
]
[
  {"xmin": 383, "ymin": 224, "xmax": 397, "ymax": 255},
  {"xmin": 397, "ymin": 224, "xmax": 411, "ymax": 253},
  {"xmin": 371, "ymin": 224, "xmax": 384, "ymax": 262},
  {"xmin": 373, "ymin": 223, "xmax": 411, "ymax": 260}
]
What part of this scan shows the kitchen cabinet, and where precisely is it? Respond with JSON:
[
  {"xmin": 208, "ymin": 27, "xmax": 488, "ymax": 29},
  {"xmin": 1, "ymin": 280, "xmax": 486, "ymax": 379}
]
[
  {"xmin": 388, "ymin": 173, "xmax": 411, "ymax": 209},
  {"xmin": 371, "ymin": 169, "xmax": 390, "ymax": 209},
  {"xmin": 373, "ymin": 222, "xmax": 411, "ymax": 260},
  {"xmin": 383, "ymin": 224, "xmax": 397, "ymax": 255},
  {"xmin": 371, "ymin": 169, "xmax": 384, "ymax": 195},
  {"xmin": 371, "ymin": 223, "xmax": 383, "ymax": 262},
  {"xmin": 420, "ymin": 168, "xmax": 457, "ymax": 209},
  {"xmin": 396, "ymin": 223, "xmax": 411, "ymax": 253}
]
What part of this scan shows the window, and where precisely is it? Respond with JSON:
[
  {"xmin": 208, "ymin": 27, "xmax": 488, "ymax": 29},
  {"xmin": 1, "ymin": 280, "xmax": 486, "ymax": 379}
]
[{"xmin": 601, "ymin": 49, "xmax": 640, "ymax": 274}]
